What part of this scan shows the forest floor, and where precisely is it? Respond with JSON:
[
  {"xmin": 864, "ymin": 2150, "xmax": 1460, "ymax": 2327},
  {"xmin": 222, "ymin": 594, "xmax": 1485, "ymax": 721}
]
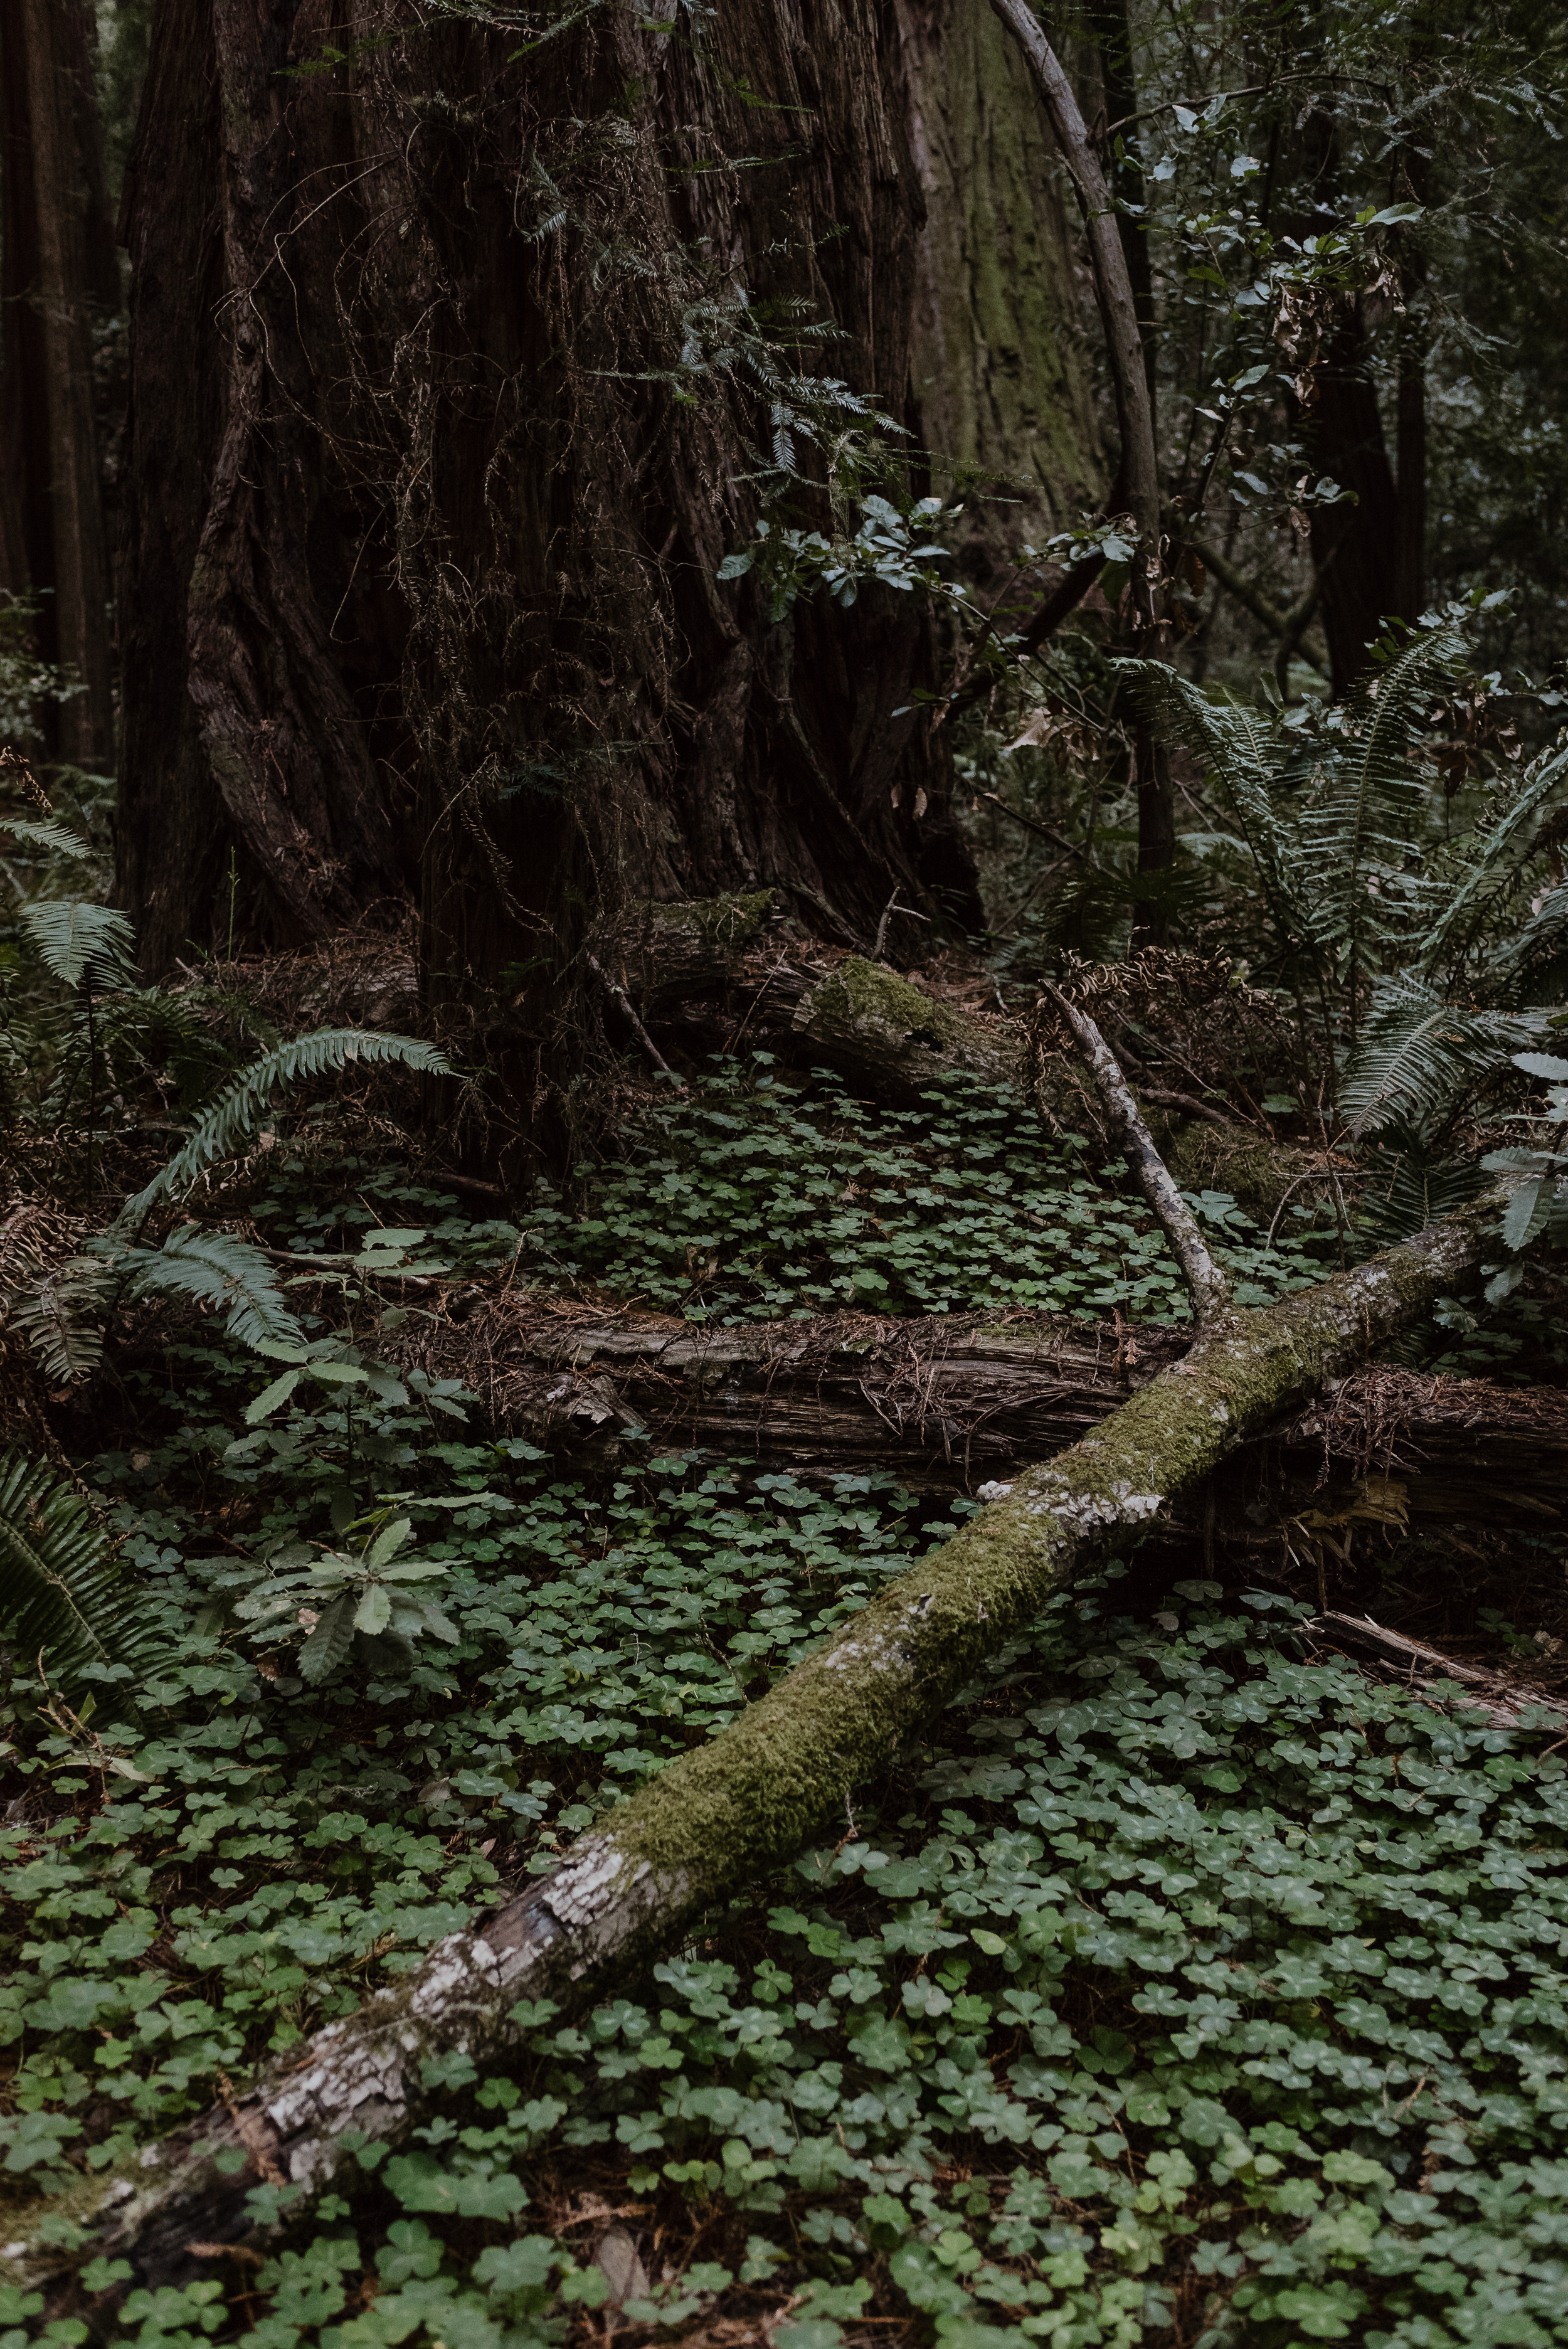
[{"xmin": 9, "ymin": 1014, "xmax": 1568, "ymax": 2349}]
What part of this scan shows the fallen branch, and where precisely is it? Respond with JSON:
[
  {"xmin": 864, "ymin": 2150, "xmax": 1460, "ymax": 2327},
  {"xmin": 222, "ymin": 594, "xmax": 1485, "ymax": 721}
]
[
  {"xmin": 1046, "ymin": 984, "xmax": 1231, "ymax": 1322},
  {"xmin": 1308, "ymin": 1611, "xmax": 1567, "ymax": 1732},
  {"xmin": 40, "ymin": 1185, "xmax": 1509, "ymax": 2293}
]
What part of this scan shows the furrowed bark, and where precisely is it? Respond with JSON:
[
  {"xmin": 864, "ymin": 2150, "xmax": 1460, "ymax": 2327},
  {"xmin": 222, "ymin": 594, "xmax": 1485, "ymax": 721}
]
[{"xmin": 33, "ymin": 1193, "xmax": 1503, "ymax": 2294}]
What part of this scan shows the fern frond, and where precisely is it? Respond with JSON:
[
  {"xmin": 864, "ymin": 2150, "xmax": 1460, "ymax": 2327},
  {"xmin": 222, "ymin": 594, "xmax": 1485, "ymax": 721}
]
[
  {"xmin": 1416, "ymin": 730, "xmax": 1568, "ymax": 980},
  {"xmin": 0, "ymin": 1451, "xmax": 156, "ymax": 1694},
  {"xmin": 0, "ymin": 819, "xmax": 93, "ymax": 863},
  {"xmin": 1498, "ymin": 879, "xmax": 1568, "ymax": 1005},
  {"xmin": 1356, "ymin": 1131, "xmax": 1491, "ymax": 1247},
  {"xmin": 120, "ymin": 1029, "xmax": 453, "ymax": 1226},
  {"xmin": 1340, "ymin": 975, "xmax": 1537, "ymax": 1137},
  {"xmin": 18, "ymin": 898, "xmax": 135, "ymax": 990},
  {"xmin": 103, "ymin": 1229, "xmax": 305, "ymax": 1354},
  {"xmin": 6, "ymin": 1257, "xmax": 112, "ymax": 1384},
  {"xmin": 1119, "ymin": 660, "xmax": 1307, "ymax": 946}
]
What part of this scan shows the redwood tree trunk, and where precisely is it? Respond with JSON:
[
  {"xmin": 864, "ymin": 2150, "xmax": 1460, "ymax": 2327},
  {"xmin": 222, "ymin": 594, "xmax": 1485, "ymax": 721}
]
[{"xmin": 113, "ymin": 0, "xmax": 1018, "ymax": 999}]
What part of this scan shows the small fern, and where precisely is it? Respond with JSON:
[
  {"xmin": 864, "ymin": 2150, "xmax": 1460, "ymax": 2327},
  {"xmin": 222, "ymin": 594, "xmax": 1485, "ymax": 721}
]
[
  {"xmin": 1414, "ymin": 731, "xmax": 1568, "ymax": 982},
  {"xmin": 107, "ymin": 1228, "xmax": 305, "ymax": 1354},
  {"xmin": 6, "ymin": 1258, "xmax": 112, "ymax": 1384},
  {"xmin": 1127, "ymin": 622, "xmax": 1468, "ymax": 1014},
  {"xmin": 1340, "ymin": 977, "xmax": 1540, "ymax": 1139},
  {"xmin": 120, "ymin": 1029, "xmax": 453, "ymax": 1227},
  {"xmin": 18, "ymin": 899, "xmax": 136, "ymax": 992},
  {"xmin": 1355, "ymin": 1126, "xmax": 1493, "ymax": 1247},
  {"xmin": 0, "ymin": 1452, "xmax": 157, "ymax": 1694}
]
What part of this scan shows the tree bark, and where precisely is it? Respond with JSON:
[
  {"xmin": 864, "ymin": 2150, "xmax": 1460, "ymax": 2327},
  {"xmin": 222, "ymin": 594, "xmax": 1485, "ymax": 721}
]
[
  {"xmin": 1306, "ymin": 305, "xmax": 1404, "ymax": 693},
  {"xmin": 39, "ymin": 1191, "xmax": 1507, "ymax": 2293},
  {"xmin": 0, "ymin": 0, "xmax": 117, "ymax": 768},
  {"xmin": 895, "ymin": 0, "xmax": 1106, "ymax": 578},
  {"xmin": 983, "ymin": 0, "xmax": 1175, "ymax": 909},
  {"xmin": 112, "ymin": 0, "xmax": 1083, "ymax": 985}
]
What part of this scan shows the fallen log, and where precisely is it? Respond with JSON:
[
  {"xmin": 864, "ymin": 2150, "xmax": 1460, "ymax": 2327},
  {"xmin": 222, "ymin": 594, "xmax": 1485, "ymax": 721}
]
[
  {"xmin": 607, "ymin": 906, "xmax": 1347, "ymax": 1224},
  {"xmin": 607, "ymin": 896, "xmax": 1026, "ymax": 1110},
  {"xmin": 397, "ymin": 1296, "xmax": 1568, "ymax": 1529},
  {"xmin": 403, "ymin": 1300, "xmax": 1190, "ymax": 1483},
  {"xmin": 34, "ymin": 1188, "xmax": 1508, "ymax": 2295}
]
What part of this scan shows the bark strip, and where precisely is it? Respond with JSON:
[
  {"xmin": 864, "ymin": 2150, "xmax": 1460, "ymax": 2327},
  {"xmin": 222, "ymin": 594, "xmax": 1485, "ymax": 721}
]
[{"xmin": 29, "ymin": 1193, "xmax": 1507, "ymax": 2293}]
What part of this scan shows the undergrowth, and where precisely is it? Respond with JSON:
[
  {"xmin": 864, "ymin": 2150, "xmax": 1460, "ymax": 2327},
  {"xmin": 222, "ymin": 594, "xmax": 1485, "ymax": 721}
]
[
  {"xmin": 509, "ymin": 1064, "xmax": 1335, "ymax": 1325},
  {"xmin": 5, "ymin": 1413, "xmax": 1568, "ymax": 2349},
  {"xmin": 1, "ymin": 1079, "xmax": 1562, "ymax": 2349}
]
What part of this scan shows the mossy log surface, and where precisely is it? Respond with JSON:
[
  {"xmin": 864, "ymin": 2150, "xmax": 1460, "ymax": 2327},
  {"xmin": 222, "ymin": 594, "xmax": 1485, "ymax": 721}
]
[
  {"xmin": 45, "ymin": 1201, "xmax": 1498, "ymax": 2295},
  {"xmin": 605, "ymin": 896, "xmax": 1025, "ymax": 1107}
]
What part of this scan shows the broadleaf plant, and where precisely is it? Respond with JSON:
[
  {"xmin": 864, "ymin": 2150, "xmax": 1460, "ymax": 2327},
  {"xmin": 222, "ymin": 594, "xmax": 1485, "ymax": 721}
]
[{"xmin": 233, "ymin": 1512, "xmax": 462, "ymax": 1685}]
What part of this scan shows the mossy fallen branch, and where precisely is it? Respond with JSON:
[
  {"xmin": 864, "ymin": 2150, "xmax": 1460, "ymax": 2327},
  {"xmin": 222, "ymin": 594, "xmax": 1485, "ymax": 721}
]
[{"xmin": 35, "ymin": 1197, "xmax": 1502, "ymax": 2298}]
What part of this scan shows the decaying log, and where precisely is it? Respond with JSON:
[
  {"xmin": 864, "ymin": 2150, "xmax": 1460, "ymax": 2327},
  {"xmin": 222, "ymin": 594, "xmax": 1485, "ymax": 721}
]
[
  {"xmin": 32, "ymin": 1189, "xmax": 1510, "ymax": 2294},
  {"xmin": 398, "ymin": 1298, "xmax": 1568, "ymax": 1530},
  {"xmin": 408, "ymin": 1302, "xmax": 1189, "ymax": 1483},
  {"xmin": 604, "ymin": 895, "xmax": 1026, "ymax": 1108},
  {"xmin": 605, "ymin": 905, "xmax": 1348, "ymax": 1227}
]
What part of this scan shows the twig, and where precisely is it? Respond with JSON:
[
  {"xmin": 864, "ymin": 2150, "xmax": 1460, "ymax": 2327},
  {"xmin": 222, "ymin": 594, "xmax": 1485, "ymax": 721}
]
[
  {"xmin": 1044, "ymin": 985, "xmax": 1232, "ymax": 1324},
  {"xmin": 975, "ymin": 790, "xmax": 1097, "ymax": 867},
  {"xmin": 1309, "ymin": 1612, "xmax": 1568, "ymax": 1732},
  {"xmin": 586, "ymin": 952, "xmax": 684, "ymax": 1086},
  {"xmin": 872, "ymin": 893, "xmax": 930, "ymax": 960},
  {"xmin": 1140, "ymin": 1086, "xmax": 1234, "ymax": 1129}
]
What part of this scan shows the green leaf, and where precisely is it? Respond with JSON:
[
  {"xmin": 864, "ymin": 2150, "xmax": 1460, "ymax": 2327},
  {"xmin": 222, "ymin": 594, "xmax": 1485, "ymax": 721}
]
[
  {"xmin": 245, "ymin": 1368, "xmax": 302, "ymax": 1424},
  {"xmin": 1501, "ymin": 1174, "xmax": 1554, "ymax": 1251},
  {"xmin": 354, "ymin": 1583, "xmax": 393, "ymax": 1637},
  {"xmin": 297, "ymin": 1590, "xmax": 358, "ymax": 1685},
  {"xmin": 1514, "ymin": 1051, "xmax": 1568, "ymax": 1083},
  {"xmin": 364, "ymin": 1517, "xmax": 413, "ymax": 1572}
]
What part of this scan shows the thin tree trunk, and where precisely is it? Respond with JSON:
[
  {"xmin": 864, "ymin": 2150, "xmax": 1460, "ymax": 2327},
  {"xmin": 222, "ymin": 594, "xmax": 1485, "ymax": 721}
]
[
  {"xmin": 1306, "ymin": 306, "xmax": 1403, "ymax": 692},
  {"xmin": 1, "ymin": 0, "xmax": 116, "ymax": 768},
  {"xmin": 1086, "ymin": 0, "xmax": 1155, "ymax": 424},
  {"xmin": 44, "ymin": 1188, "xmax": 1504, "ymax": 2294},
  {"xmin": 985, "ymin": 0, "xmax": 1160, "ymax": 639}
]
